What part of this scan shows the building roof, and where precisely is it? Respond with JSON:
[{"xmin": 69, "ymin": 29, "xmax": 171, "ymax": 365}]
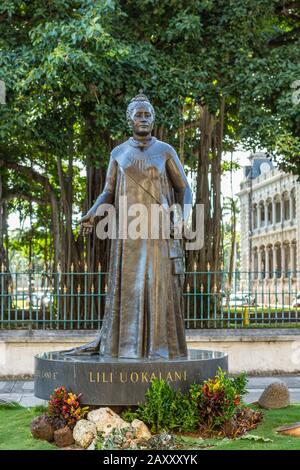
[{"xmin": 244, "ymin": 152, "xmax": 274, "ymax": 180}]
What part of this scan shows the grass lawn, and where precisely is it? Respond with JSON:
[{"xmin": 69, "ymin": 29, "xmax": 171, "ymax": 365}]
[
  {"xmin": 0, "ymin": 404, "xmax": 57, "ymax": 450},
  {"xmin": 1, "ymin": 403, "xmax": 300, "ymax": 450}
]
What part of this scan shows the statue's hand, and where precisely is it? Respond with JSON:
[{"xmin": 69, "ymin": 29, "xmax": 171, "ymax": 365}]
[{"xmin": 80, "ymin": 213, "xmax": 96, "ymax": 236}]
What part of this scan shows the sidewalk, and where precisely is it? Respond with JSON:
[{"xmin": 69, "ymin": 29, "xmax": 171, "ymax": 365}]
[
  {"xmin": 1, "ymin": 376, "xmax": 300, "ymax": 407},
  {"xmin": 0, "ymin": 380, "xmax": 47, "ymax": 407}
]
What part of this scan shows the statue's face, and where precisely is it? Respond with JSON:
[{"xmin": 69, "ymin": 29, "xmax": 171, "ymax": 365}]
[{"xmin": 129, "ymin": 103, "xmax": 154, "ymax": 137}]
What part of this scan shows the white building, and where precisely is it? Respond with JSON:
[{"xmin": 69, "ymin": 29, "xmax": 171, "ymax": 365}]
[{"xmin": 238, "ymin": 152, "xmax": 300, "ymax": 302}]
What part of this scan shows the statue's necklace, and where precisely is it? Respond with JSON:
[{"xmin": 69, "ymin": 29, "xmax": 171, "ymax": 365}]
[{"xmin": 129, "ymin": 137, "xmax": 156, "ymax": 151}]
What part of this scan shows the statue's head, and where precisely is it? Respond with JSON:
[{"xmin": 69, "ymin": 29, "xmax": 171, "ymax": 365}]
[{"xmin": 126, "ymin": 90, "xmax": 155, "ymax": 137}]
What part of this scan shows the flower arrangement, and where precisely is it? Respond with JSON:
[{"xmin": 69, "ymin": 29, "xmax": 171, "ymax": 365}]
[{"xmin": 48, "ymin": 386, "xmax": 89, "ymax": 429}]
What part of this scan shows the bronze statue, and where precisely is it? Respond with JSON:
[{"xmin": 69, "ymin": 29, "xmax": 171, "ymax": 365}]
[{"xmin": 69, "ymin": 92, "xmax": 192, "ymax": 359}]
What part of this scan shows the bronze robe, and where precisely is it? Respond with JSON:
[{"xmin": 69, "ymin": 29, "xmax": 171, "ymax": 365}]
[{"xmin": 97, "ymin": 137, "xmax": 190, "ymax": 359}]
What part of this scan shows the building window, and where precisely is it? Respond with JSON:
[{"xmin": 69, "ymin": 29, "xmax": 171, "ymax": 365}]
[
  {"xmin": 276, "ymin": 245, "xmax": 282, "ymax": 278},
  {"xmin": 267, "ymin": 201, "xmax": 272, "ymax": 225},
  {"xmin": 261, "ymin": 248, "xmax": 266, "ymax": 279},
  {"xmin": 268, "ymin": 246, "xmax": 273, "ymax": 278},
  {"xmin": 284, "ymin": 243, "xmax": 291, "ymax": 278},
  {"xmin": 283, "ymin": 192, "xmax": 290, "ymax": 221},
  {"xmin": 253, "ymin": 205, "xmax": 257, "ymax": 229},
  {"xmin": 275, "ymin": 199, "xmax": 281, "ymax": 223},
  {"xmin": 260, "ymin": 203, "xmax": 265, "ymax": 227}
]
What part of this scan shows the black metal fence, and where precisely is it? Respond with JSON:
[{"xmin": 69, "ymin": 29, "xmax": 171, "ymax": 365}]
[{"xmin": 1, "ymin": 267, "xmax": 300, "ymax": 329}]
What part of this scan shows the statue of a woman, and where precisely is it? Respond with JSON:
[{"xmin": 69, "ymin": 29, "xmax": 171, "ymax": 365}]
[{"xmin": 72, "ymin": 92, "xmax": 192, "ymax": 359}]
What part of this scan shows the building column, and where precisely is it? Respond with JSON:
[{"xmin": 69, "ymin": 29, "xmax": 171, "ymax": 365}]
[
  {"xmin": 265, "ymin": 247, "xmax": 270, "ymax": 279},
  {"xmin": 286, "ymin": 242, "xmax": 291, "ymax": 277},
  {"xmin": 281, "ymin": 195, "xmax": 284, "ymax": 225},
  {"xmin": 264, "ymin": 204, "xmax": 268, "ymax": 228},
  {"xmin": 288, "ymin": 196, "xmax": 292, "ymax": 222},
  {"xmin": 281, "ymin": 244, "xmax": 286, "ymax": 278},
  {"xmin": 272, "ymin": 199, "xmax": 276, "ymax": 225},
  {"xmin": 273, "ymin": 245, "xmax": 277, "ymax": 278},
  {"xmin": 258, "ymin": 248, "xmax": 262, "ymax": 279},
  {"xmin": 291, "ymin": 190, "xmax": 296, "ymax": 220},
  {"xmin": 292, "ymin": 243, "xmax": 297, "ymax": 277},
  {"xmin": 251, "ymin": 249, "xmax": 255, "ymax": 277},
  {"xmin": 258, "ymin": 204, "xmax": 262, "ymax": 229}
]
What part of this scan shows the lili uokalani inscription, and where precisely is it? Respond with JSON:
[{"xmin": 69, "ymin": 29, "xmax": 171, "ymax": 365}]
[{"xmin": 89, "ymin": 370, "xmax": 187, "ymax": 384}]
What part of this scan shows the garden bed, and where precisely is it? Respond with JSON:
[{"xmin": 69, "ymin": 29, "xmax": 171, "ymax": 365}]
[{"xmin": 1, "ymin": 403, "xmax": 300, "ymax": 450}]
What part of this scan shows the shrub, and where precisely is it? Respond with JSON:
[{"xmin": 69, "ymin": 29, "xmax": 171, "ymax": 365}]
[
  {"xmin": 48, "ymin": 386, "xmax": 89, "ymax": 429},
  {"xmin": 122, "ymin": 379, "xmax": 198, "ymax": 433},
  {"xmin": 189, "ymin": 368, "xmax": 247, "ymax": 431}
]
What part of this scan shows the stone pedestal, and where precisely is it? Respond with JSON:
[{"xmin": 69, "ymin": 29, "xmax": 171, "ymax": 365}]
[{"xmin": 34, "ymin": 349, "xmax": 228, "ymax": 406}]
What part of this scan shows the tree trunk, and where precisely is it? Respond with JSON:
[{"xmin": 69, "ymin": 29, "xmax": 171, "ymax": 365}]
[
  {"xmin": 1, "ymin": 161, "xmax": 61, "ymax": 272},
  {"xmin": 211, "ymin": 96, "xmax": 225, "ymax": 285},
  {"xmin": 228, "ymin": 200, "xmax": 237, "ymax": 290},
  {"xmin": 57, "ymin": 154, "xmax": 80, "ymax": 273},
  {"xmin": 185, "ymin": 98, "xmax": 225, "ymax": 326},
  {"xmin": 0, "ymin": 170, "xmax": 12, "ymax": 321}
]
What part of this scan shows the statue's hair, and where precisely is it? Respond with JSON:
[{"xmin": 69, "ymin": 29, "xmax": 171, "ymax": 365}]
[{"xmin": 126, "ymin": 90, "xmax": 155, "ymax": 122}]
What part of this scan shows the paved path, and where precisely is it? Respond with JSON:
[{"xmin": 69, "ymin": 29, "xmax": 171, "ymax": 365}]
[
  {"xmin": 0, "ymin": 380, "xmax": 47, "ymax": 407},
  {"xmin": 1, "ymin": 376, "xmax": 300, "ymax": 407}
]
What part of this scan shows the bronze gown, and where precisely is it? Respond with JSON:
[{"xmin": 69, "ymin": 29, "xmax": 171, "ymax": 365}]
[{"xmin": 95, "ymin": 137, "xmax": 190, "ymax": 359}]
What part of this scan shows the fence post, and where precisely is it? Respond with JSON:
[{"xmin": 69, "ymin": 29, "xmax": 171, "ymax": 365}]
[
  {"xmin": 28, "ymin": 263, "xmax": 33, "ymax": 328},
  {"xmin": 186, "ymin": 282, "xmax": 190, "ymax": 329},
  {"xmin": 243, "ymin": 305, "xmax": 249, "ymax": 328},
  {"xmin": 56, "ymin": 264, "xmax": 61, "ymax": 329}
]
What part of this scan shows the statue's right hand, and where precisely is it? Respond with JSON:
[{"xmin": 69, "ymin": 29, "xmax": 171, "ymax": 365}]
[{"xmin": 79, "ymin": 213, "xmax": 95, "ymax": 236}]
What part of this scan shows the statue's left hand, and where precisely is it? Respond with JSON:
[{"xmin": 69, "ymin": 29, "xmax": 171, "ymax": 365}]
[{"xmin": 80, "ymin": 213, "xmax": 95, "ymax": 236}]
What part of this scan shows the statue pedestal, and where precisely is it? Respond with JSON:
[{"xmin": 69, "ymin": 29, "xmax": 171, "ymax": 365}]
[{"xmin": 34, "ymin": 349, "xmax": 228, "ymax": 405}]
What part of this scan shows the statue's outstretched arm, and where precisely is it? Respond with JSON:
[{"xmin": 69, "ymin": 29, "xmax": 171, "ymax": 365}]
[
  {"xmin": 86, "ymin": 156, "xmax": 118, "ymax": 217},
  {"xmin": 80, "ymin": 156, "xmax": 118, "ymax": 235},
  {"xmin": 166, "ymin": 149, "xmax": 192, "ymax": 224}
]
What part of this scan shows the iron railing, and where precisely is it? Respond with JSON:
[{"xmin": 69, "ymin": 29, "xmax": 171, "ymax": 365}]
[{"xmin": 1, "ymin": 267, "xmax": 300, "ymax": 329}]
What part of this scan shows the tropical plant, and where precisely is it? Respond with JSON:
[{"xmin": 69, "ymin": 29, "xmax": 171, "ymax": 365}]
[
  {"xmin": 189, "ymin": 368, "xmax": 248, "ymax": 431},
  {"xmin": 48, "ymin": 386, "xmax": 89, "ymax": 429},
  {"xmin": 122, "ymin": 378, "xmax": 198, "ymax": 433}
]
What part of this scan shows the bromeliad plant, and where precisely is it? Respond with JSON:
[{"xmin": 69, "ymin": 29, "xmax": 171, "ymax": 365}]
[
  {"xmin": 48, "ymin": 386, "xmax": 89, "ymax": 429},
  {"xmin": 189, "ymin": 368, "xmax": 247, "ymax": 431}
]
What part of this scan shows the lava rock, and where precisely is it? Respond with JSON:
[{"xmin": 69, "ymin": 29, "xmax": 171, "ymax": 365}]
[
  {"xmin": 30, "ymin": 414, "xmax": 54, "ymax": 442},
  {"xmin": 54, "ymin": 426, "xmax": 75, "ymax": 448},
  {"xmin": 258, "ymin": 381, "xmax": 290, "ymax": 409}
]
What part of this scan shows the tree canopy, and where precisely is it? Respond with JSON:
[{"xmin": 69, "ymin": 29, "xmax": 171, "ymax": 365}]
[{"xmin": 0, "ymin": 0, "xmax": 299, "ymax": 275}]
